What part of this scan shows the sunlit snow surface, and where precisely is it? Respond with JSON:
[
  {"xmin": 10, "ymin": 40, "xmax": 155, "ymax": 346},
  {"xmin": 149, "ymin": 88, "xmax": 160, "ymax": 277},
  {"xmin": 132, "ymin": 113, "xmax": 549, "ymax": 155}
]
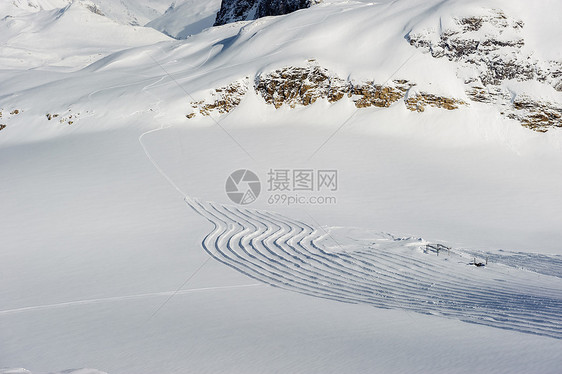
[{"xmin": 1, "ymin": 0, "xmax": 562, "ymax": 373}]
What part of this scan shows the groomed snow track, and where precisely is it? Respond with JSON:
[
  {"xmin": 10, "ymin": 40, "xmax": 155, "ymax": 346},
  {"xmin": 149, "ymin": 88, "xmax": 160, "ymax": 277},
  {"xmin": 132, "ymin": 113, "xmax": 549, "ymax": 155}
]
[{"xmin": 186, "ymin": 197, "xmax": 562, "ymax": 340}]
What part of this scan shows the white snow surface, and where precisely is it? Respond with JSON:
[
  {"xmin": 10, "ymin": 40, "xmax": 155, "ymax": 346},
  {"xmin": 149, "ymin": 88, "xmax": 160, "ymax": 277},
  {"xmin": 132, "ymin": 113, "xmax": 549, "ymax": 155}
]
[
  {"xmin": 1, "ymin": 0, "xmax": 562, "ymax": 373},
  {"xmin": 0, "ymin": 0, "xmax": 171, "ymax": 69}
]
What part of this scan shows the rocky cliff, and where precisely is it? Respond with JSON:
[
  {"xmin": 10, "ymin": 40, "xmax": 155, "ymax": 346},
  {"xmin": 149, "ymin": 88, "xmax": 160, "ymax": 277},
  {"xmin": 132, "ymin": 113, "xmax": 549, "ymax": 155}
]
[{"xmin": 214, "ymin": 0, "xmax": 318, "ymax": 26}]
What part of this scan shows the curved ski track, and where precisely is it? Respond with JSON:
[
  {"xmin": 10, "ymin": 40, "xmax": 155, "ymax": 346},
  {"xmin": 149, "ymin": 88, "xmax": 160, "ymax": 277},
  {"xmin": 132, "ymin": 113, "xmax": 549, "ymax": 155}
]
[{"xmin": 186, "ymin": 197, "xmax": 562, "ymax": 340}]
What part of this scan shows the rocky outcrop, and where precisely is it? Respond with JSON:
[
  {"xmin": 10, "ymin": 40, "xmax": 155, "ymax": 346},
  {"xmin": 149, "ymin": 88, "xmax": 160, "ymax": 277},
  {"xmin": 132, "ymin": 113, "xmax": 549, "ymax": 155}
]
[
  {"xmin": 255, "ymin": 64, "xmax": 466, "ymax": 112},
  {"xmin": 187, "ymin": 80, "xmax": 248, "ymax": 118},
  {"xmin": 0, "ymin": 108, "xmax": 23, "ymax": 133},
  {"xmin": 0, "ymin": 108, "xmax": 20, "ymax": 130},
  {"xmin": 84, "ymin": 3, "xmax": 105, "ymax": 16},
  {"xmin": 405, "ymin": 93, "xmax": 466, "ymax": 112},
  {"xmin": 407, "ymin": 10, "xmax": 528, "ymax": 85},
  {"xmin": 48, "ymin": 109, "xmax": 81, "ymax": 125},
  {"xmin": 254, "ymin": 65, "xmax": 347, "ymax": 108},
  {"xmin": 510, "ymin": 97, "xmax": 562, "ymax": 132},
  {"xmin": 254, "ymin": 67, "xmax": 423, "ymax": 109},
  {"xmin": 407, "ymin": 8, "xmax": 562, "ymax": 131},
  {"xmin": 214, "ymin": 0, "xmax": 320, "ymax": 26},
  {"xmin": 187, "ymin": 63, "xmax": 466, "ymax": 118}
]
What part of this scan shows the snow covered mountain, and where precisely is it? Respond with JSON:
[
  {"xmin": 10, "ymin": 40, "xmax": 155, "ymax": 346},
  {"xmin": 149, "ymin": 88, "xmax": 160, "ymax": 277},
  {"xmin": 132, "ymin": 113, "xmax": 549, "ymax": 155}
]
[
  {"xmin": 3, "ymin": 0, "xmax": 174, "ymax": 26},
  {"xmin": 0, "ymin": 0, "xmax": 171, "ymax": 68},
  {"xmin": 1, "ymin": 0, "xmax": 562, "ymax": 373}
]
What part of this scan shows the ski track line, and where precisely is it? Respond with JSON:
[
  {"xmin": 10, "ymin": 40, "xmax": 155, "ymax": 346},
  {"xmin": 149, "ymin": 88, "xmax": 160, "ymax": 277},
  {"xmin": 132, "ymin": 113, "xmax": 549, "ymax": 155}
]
[
  {"xmin": 185, "ymin": 197, "xmax": 562, "ymax": 340},
  {"xmin": 0, "ymin": 284, "xmax": 263, "ymax": 316}
]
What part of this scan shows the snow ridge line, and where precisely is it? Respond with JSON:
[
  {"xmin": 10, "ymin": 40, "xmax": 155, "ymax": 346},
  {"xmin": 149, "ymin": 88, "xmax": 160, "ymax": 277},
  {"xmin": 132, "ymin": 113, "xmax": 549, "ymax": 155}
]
[{"xmin": 186, "ymin": 197, "xmax": 562, "ymax": 339}]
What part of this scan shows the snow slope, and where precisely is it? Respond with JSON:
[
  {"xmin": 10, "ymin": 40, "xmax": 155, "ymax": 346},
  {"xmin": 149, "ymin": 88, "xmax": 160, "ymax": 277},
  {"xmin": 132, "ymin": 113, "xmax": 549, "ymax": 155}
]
[
  {"xmin": 0, "ymin": 1, "xmax": 171, "ymax": 69},
  {"xmin": 1, "ymin": 0, "xmax": 562, "ymax": 373},
  {"xmin": 146, "ymin": 0, "xmax": 222, "ymax": 39}
]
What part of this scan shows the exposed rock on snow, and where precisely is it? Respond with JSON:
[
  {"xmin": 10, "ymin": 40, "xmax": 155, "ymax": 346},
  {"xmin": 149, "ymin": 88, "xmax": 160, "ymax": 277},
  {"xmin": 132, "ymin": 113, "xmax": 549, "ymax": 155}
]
[
  {"xmin": 255, "ymin": 66, "xmax": 416, "ymax": 109},
  {"xmin": 407, "ymin": 8, "xmax": 562, "ymax": 131},
  {"xmin": 256, "ymin": 65, "xmax": 349, "ymax": 108},
  {"xmin": 0, "ymin": 108, "xmax": 22, "ymax": 132},
  {"xmin": 188, "ymin": 80, "xmax": 249, "ymax": 118},
  {"xmin": 214, "ymin": 0, "xmax": 320, "ymax": 26},
  {"xmin": 83, "ymin": 2, "xmax": 104, "ymax": 16},
  {"xmin": 187, "ymin": 64, "xmax": 467, "ymax": 118},
  {"xmin": 408, "ymin": 9, "xmax": 527, "ymax": 85},
  {"xmin": 405, "ymin": 92, "xmax": 466, "ymax": 112},
  {"xmin": 510, "ymin": 96, "xmax": 562, "ymax": 132},
  {"xmin": 45, "ymin": 109, "xmax": 81, "ymax": 125}
]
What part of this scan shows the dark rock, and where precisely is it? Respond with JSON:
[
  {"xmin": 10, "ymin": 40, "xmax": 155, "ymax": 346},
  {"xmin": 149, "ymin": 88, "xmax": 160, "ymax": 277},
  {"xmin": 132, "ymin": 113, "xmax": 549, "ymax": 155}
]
[{"xmin": 214, "ymin": 0, "xmax": 318, "ymax": 26}]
